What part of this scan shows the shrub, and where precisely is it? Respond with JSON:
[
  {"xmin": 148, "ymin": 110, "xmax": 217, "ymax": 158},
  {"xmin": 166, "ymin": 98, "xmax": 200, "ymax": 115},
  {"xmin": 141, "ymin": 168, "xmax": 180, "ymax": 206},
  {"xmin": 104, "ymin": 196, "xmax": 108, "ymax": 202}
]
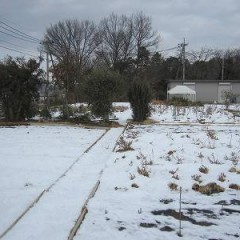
[
  {"xmin": 116, "ymin": 136, "xmax": 134, "ymax": 152},
  {"xmin": 128, "ymin": 79, "xmax": 151, "ymax": 122},
  {"xmin": 137, "ymin": 166, "xmax": 150, "ymax": 177},
  {"xmin": 168, "ymin": 97, "xmax": 203, "ymax": 107},
  {"xmin": 168, "ymin": 182, "xmax": 178, "ymax": 191},
  {"xmin": 199, "ymin": 165, "xmax": 209, "ymax": 174},
  {"xmin": 192, "ymin": 182, "xmax": 224, "ymax": 195},
  {"xmin": 229, "ymin": 183, "xmax": 240, "ymax": 190},
  {"xmin": 39, "ymin": 106, "xmax": 52, "ymax": 119},
  {"xmin": 86, "ymin": 69, "xmax": 120, "ymax": 121}
]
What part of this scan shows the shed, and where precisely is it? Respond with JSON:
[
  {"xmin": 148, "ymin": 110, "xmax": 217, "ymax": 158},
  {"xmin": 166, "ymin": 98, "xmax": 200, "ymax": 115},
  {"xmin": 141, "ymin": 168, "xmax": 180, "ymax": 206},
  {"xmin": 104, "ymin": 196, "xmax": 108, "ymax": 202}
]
[{"xmin": 167, "ymin": 85, "xmax": 196, "ymax": 101}]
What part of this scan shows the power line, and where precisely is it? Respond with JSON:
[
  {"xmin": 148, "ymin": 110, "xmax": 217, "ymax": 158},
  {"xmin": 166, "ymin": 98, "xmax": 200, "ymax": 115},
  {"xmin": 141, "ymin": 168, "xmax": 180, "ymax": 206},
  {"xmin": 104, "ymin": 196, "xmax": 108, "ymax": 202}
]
[
  {"xmin": 0, "ymin": 29, "xmax": 38, "ymax": 44},
  {"xmin": 0, "ymin": 20, "xmax": 40, "ymax": 42},
  {"xmin": 0, "ymin": 25, "xmax": 39, "ymax": 43},
  {"xmin": 159, "ymin": 46, "xmax": 178, "ymax": 52},
  {"xmin": 0, "ymin": 38, "xmax": 38, "ymax": 54},
  {"xmin": 0, "ymin": 45, "xmax": 38, "ymax": 58}
]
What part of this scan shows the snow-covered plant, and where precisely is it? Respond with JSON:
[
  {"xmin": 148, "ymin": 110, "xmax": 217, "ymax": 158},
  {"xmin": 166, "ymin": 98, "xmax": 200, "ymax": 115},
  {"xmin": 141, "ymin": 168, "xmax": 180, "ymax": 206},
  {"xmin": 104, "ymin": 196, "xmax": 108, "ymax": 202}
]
[
  {"xmin": 208, "ymin": 153, "xmax": 222, "ymax": 165},
  {"xmin": 191, "ymin": 174, "xmax": 202, "ymax": 183},
  {"xmin": 116, "ymin": 136, "xmax": 134, "ymax": 152},
  {"xmin": 137, "ymin": 166, "xmax": 150, "ymax": 177},
  {"xmin": 168, "ymin": 182, "xmax": 178, "ymax": 191},
  {"xmin": 129, "ymin": 173, "xmax": 136, "ymax": 180},
  {"xmin": 206, "ymin": 129, "xmax": 218, "ymax": 140},
  {"xmin": 218, "ymin": 173, "xmax": 226, "ymax": 182},
  {"xmin": 199, "ymin": 165, "xmax": 209, "ymax": 174},
  {"xmin": 197, "ymin": 152, "xmax": 204, "ymax": 159}
]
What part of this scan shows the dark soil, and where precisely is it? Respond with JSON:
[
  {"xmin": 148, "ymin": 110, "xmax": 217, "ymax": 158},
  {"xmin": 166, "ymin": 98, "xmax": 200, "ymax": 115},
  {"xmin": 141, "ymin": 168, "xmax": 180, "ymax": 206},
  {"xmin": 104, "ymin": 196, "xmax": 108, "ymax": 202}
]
[
  {"xmin": 140, "ymin": 223, "xmax": 157, "ymax": 228},
  {"xmin": 151, "ymin": 209, "xmax": 216, "ymax": 226},
  {"xmin": 214, "ymin": 199, "xmax": 240, "ymax": 206},
  {"xmin": 187, "ymin": 208, "xmax": 218, "ymax": 219},
  {"xmin": 160, "ymin": 198, "xmax": 173, "ymax": 204},
  {"xmin": 160, "ymin": 226, "xmax": 175, "ymax": 232}
]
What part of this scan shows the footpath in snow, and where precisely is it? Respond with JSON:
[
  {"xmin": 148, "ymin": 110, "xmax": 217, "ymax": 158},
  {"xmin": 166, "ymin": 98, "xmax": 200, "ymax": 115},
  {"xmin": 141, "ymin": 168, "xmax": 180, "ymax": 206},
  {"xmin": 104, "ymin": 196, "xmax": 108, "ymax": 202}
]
[{"xmin": 2, "ymin": 127, "xmax": 123, "ymax": 240}]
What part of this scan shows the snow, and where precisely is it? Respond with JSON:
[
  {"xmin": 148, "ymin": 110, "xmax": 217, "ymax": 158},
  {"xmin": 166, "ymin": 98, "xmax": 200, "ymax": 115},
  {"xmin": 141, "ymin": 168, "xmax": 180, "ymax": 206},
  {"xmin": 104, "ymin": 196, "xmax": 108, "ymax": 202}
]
[{"xmin": 0, "ymin": 103, "xmax": 240, "ymax": 240}]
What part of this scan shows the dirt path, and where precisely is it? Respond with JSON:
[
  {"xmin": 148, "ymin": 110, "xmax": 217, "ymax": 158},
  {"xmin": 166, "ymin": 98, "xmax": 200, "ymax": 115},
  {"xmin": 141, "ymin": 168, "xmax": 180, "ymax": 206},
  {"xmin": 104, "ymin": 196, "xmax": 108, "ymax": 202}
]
[{"xmin": 2, "ymin": 127, "xmax": 123, "ymax": 240}]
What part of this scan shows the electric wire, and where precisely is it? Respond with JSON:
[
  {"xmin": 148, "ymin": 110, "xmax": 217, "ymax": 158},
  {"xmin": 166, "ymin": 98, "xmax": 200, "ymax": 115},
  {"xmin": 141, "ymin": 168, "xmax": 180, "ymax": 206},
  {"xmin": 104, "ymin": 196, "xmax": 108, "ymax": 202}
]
[
  {"xmin": 0, "ymin": 45, "xmax": 38, "ymax": 58},
  {"xmin": 0, "ymin": 20, "xmax": 40, "ymax": 42},
  {"xmin": 0, "ymin": 38, "xmax": 38, "ymax": 54},
  {"xmin": 0, "ymin": 29, "xmax": 38, "ymax": 44}
]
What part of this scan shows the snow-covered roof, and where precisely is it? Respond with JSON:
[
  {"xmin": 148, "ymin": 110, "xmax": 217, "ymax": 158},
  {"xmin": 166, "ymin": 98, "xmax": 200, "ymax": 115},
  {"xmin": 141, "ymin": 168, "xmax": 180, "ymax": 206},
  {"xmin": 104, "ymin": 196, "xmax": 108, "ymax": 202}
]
[{"xmin": 168, "ymin": 85, "xmax": 196, "ymax": 95}]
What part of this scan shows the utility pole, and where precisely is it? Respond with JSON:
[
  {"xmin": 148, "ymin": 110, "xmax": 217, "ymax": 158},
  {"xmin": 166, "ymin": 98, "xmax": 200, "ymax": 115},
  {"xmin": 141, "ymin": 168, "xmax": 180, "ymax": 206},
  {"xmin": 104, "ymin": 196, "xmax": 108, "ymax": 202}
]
[
  {"xmin": 179, "ymin": 38, "xmax": 188, "ymax": 81},
  {"xmin": 221, "ymin": 53, "xmax": 224, "ymax": 81}
]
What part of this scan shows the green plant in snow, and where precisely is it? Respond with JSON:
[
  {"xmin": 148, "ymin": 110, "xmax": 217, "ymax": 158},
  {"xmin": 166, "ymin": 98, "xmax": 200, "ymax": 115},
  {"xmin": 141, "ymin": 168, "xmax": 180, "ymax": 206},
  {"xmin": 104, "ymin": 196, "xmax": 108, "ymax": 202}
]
[{"xmin": 128, "ymin": 79, "xmax": 151, "ymax": 122}]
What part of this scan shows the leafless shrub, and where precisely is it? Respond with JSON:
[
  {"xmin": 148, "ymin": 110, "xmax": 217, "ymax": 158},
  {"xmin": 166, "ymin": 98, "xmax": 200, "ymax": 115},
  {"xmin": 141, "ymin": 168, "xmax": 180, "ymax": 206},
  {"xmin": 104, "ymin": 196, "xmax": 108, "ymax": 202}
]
[
  {"xmin": 129, "ymin": 173, "xmax": 136, "ymax": 180},
  {"xmin": 206, "ymin": 129, "xmax": 218, "ymax": 140},
  {"xmin": 199, "ymin": 165, "xmax": 209, "ymax": 174},
  {"xmin": 172, "ymin": 174, "xmax": 180, "ymax": 180},
  {"xmin": 208, "ymin": 153, "xmax": 223, "ymax": 165},
  {"xmin": 218, "ymin": 173, "xmax": 226, "ymax": 182},
  {"xmin": 137, "ymin": 166, "xmax": 150, "ymax": 177},
  {"xmin": 175, "ymin": 155, "xmax": 184, "ymax": 164},
  {"xmin": 169, "ymin": 168, "xmax": 178, "ymax": 175},
  {"xmin": 116, "ymin": 136, "xmax": 134, "ymax": 152},
  {"xmin": 192, "ymin": 174, "xmax": 202, "ymax": 183},
  {"xmin": 225, "ymin": 152, "xmax": 239, "ymax": 166},
  {"xmin": 168, "ymin": 182, "xmax": 178, "ymax": 191},
  {"xmin": 197, "ymin": 152, "xmax": 204, "ymax": 159},
  {"xmin": 137, "ymin": 152, "xmax": 153, "ymax": 165}
]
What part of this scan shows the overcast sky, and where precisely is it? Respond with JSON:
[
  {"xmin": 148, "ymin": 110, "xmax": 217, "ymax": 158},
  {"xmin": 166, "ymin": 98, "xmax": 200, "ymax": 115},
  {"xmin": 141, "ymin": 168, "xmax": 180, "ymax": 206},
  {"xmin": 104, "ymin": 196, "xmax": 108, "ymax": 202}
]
[{"xmin": 0, "ymin": 0, "xmax": 240, "ymax": 59}]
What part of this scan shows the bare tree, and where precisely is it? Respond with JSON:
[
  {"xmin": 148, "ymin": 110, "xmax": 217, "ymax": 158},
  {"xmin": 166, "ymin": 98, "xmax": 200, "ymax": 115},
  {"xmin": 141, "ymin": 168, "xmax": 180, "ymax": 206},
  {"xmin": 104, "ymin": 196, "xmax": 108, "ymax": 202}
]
[
  {"xmin": 97, "ymin": 12, "xmax": 160, "ymax": 73},
  {"xmin": 97, "ymin": 13, "xmax": 134, "ymax": 71},
  {"xmin": 43, "ymin": 19, "xmax": 100, "ymax": 102},
  {"xmin": 132, "ymin": 12, "xmax": 160, "ymax": 68}
]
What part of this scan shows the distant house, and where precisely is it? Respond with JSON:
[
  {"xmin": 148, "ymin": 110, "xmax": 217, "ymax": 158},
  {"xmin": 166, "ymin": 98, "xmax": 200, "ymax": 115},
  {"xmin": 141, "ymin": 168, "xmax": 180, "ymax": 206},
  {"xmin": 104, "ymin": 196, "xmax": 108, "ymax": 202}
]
[{"xmin": 167, "ymin": 80, "xmax": 240, "ymax": 103}]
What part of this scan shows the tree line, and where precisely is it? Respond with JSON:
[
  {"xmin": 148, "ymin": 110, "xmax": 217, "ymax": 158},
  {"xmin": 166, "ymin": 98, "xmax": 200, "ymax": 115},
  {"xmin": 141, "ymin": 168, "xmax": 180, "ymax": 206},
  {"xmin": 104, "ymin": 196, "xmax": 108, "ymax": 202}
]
[{"xmin": 1, "ymin": 12, "xmax": 240, "ymax": 121}]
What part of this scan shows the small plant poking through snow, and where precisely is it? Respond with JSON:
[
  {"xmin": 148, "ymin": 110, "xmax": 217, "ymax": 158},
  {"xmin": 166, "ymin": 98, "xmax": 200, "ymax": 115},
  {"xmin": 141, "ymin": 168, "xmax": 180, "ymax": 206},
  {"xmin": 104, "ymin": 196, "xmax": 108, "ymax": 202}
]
[
  {"xmin": 225, "ymin": 152, "xmax": 239, "ymax": 166},
  {"xmin": 137, "ymin": 166, "xmax": 150, "ymax": 177},
  {"xmin": 208, "ymin": 153, "xmax": 222, "ymax": 165},
  {"xmin": 199, "ymin": 165, "xmax": 209, "ymax": 174},
  {"xmin": 116, "ymin": 136, "xmax": 134, "ymax": 152},
  {"xmin": 137, "ymin": 152, "xmax": 153, "ymax": 165},
  {"xmin": 168, "ymin": 182, "xmax": 178, "ymax": 191},
  {"xmin": 192, "ymin": 174, "xmax": 202, "ymax": 184},
  {"xmin": 197, "ymin": 152, "xmax": 204, "ymax": 159},
  {"xmin": 129, "ymin": 173, "xmax": 136, "ymax": 180},
  {"xmin": 218, "ymin": 173, "xmax": 226, "ymax": 182},
  {"xmin": 206, "ymin": 129, "xmax": 218, "ymax": 140}
]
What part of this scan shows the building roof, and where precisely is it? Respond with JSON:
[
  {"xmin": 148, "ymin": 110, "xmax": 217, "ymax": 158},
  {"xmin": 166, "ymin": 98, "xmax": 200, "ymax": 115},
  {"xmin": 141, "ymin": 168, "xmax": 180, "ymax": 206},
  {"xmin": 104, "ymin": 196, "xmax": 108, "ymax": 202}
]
[
  {"xmin": 168, "ymin": 85, "xmax": 196, "ymax": 95},
  {"xmin": 167, "ymin": 79, "xmax": 240, "ymax": 83}
]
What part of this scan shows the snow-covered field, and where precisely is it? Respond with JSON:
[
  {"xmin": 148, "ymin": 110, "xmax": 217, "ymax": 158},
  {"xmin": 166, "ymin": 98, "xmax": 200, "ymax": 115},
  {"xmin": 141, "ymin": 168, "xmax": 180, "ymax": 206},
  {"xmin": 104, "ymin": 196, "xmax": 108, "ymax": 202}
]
[{"xmin": 0, "ymin": 104, "xmax": 240, "ymax": 240}]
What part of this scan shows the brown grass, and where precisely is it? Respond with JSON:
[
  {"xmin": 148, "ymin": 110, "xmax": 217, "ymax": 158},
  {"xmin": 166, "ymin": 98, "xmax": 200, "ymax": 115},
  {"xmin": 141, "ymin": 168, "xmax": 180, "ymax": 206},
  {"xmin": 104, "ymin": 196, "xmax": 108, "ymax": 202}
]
[
  {"xmin": 137, "ymin": 166, "xmax": 150, "ymax": 177},
  {"xmin": 192, "ymin": 182, "xmax": 225, "ymax": 195},
  {"xmin": 229, "ymin": 184, "xmax": 240, "ymax": 190},
  {"xmin": 116, "ymin": 136, "xmax": 134, "ymax": 152},
  {"xmin": 199, "ymin": 165, "xmax": 209, "ymax": 174},
  {"xmin": 168, "ymin": 182, "xmax": 178, "ymax": 191}
]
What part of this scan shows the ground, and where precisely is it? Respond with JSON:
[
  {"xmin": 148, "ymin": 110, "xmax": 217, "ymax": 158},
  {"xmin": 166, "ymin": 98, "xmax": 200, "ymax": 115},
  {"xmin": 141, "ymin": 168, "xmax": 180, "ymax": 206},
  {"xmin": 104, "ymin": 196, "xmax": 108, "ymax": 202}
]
[{"xmin": 0, "ymin": 103, "xmax": 239, "ymax": 240}]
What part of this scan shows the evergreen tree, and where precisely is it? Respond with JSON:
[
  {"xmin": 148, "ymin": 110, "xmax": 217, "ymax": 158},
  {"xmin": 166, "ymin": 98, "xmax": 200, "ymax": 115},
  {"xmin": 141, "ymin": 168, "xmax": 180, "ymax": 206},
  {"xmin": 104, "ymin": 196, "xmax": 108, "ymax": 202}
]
[
  {"xmin": 86, "ymin": 69, "xmax": 120, "ymax": 121},
  {"xmin": 128, "ymin": 79, "xmax": 151, "ymax": 122},
  {"xmin": 0, "ymin": 57, "xmax": 43, "ymax": 121}
]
